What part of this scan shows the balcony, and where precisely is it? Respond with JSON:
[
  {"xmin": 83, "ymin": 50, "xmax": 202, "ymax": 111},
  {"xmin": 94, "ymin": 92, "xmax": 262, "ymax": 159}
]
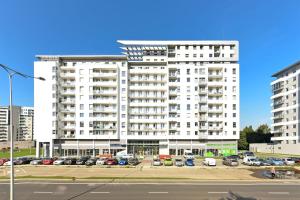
[
  {"xmin": 93, "ymin": 126, "xmax": 117, "ymax": 130},
  {"xmin": 61, "ymin": 116, "xmax": 75, "ymax": 121},
  {"xmin": 199, "ymin": 90, "xmax": 207, "ymax": 94},
  {"xmin": 208, "ymin": 108, "xmax": 223, "ymax": 113},
  {"xmin": 93, "ymin": 72, "xmax": 116, "ymax": 78},
  {"xmin": 93, "ymin": 81, "xmax": 117, "ymax": 87},
  {"xmin": 199, "ymin": 80, "xmax": 207, "ymax": 85},
  {"xmin": 62, "ymin": 125, "xmax": 76, "ymax": 130},
  {"xmin": 61, "ymin": 82, "xmax": 75, "ymax": 88},
  {"xmin": 208, "ymin": 90, "xmax": 223, "ymax": 96},
  {"xmin": 273, "ymin": 114, "xmax": 284, "ymax": 119},
  {"xmin": 93, "ymin": 90, "xmax": 117, "ymax": 95},
  {"xmin": 60, "ymin": 90, "xmax": 76, "ymax": 96},
  {"xmin": 208, "ymin": 126, "xmax": 223, "ymax": 131},
  {"xmin": 199, "ymin": 116, "xmax": 207, "ymax": 121},
  {"xmin": 61, "ymin": 99, "xmax": 75, "ymax": 104},
  {"xmin": 271, "ymin": 136, "xmax": 284, "ymax": 141},
  {"xmin": 60, "ymin": 108, "xmax": 75, "ymax": 113},
  {"xmin": 271, "ymin": 128, "xmax": 284, "ymax": 134},
  {"xmin": 199, "ymin": 126, "xmax": 208, "ymax": 130},
  {"xmin": 199, "ymin": 98, "xmax": 207, "ymax": 103},
  {"xmin": 60, "ymin": 73, "xmax": 75, "ymax": 78},
  {"xmin": 93, "ymin": 108, "xmax": 117, "ymax": 113},
  {"xmin": 273, "ymin": 99, "xmax": 284, "ymax": 106},
  {"xmin": 199, "ymin": 107, "xmax": 208, "ymax": 113},
  {"xmin": 169, "ymin": 89, "xmax": 178, "ymax": 96},
  {"xmin": 208, "ymin": 72, "xmax": 223, "ymax": 78}
]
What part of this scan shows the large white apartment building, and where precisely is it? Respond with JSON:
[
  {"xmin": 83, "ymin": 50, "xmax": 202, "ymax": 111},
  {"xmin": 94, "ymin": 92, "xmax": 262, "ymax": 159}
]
[
  {"xmin": 270, "ymin": 61, "xmax": 300, "ymax": 155},
  {"xmin": 0, "ymin": 106, "xmax": 34, "ymax": 141},
  {"xmin": 34, "ymin": 40, "xmax": 240, "ymax": 158}
]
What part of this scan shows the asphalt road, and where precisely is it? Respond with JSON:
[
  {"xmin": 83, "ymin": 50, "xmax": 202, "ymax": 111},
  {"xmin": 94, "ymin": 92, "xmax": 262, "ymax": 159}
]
[{"xmin": 0, "ymin": 181, "xmax": 300, "ymax": 200}]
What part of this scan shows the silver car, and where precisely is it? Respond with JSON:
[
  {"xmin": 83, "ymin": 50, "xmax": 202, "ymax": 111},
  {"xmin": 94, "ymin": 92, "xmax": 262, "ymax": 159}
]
[
  {"xmin": 53, "ymin": 159, "xmax": 65, "ymax": 165},
  {"xmin": 175, "ymin": 159, "xmax": 184, "ymax": 167},
  {"xmin": 30, "ymin": 159, "xmax": 42, "ymax": 165},
  {"xmin": 152, "ymin": 159, "xmax": 161, "ymax": 166}
]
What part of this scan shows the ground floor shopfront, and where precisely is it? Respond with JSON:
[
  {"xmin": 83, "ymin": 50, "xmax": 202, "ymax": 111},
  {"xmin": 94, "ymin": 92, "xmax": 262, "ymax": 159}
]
[{"xmin": 36, "ymin": 139, "xmax": 237, "ymax": 158}]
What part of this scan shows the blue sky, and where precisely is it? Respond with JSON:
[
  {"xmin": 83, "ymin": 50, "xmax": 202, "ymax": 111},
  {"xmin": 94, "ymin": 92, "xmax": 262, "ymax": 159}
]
[{"xmin": 0, "ymin": 0, "xmax": 300, "ymax": 128}]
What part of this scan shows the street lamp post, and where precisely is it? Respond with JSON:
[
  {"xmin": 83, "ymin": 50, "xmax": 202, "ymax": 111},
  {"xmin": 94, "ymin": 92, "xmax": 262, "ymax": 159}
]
[{"xmin": 0, "ymin": 64, "xmax": 45, "ymax": 200}]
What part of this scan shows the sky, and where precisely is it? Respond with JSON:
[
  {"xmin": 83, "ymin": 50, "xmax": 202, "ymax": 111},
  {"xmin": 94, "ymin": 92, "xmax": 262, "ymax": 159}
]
[{"xmin": 0, "ymin": 0, "xmax": 300, "ymax": 129}]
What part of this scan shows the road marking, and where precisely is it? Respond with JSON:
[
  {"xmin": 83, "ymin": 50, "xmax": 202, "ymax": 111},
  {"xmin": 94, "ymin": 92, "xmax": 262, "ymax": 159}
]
[
  {"xmin": 90, "ymin": 191, "xmax": 110, "ymax": 194},
  {"xmin": 208, "ymin": 192, "xmax": 228, "ymax": 194},
  {"xmin": 268, "ymin": 192, "xmax": 289, "ymax": 195},
  {"xmin": 34, "ymin": 192, "xmax": 53, "ymax": 194},
  {"xmin": 148, "ymin": 192, "xmax": 169, "ymax": 194}
]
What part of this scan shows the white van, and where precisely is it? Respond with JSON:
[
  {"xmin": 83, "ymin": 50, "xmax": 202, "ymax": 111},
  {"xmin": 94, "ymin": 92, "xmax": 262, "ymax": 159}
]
[{"xmin": 183, "ymin": 150, "xmax": 195, "ymax": 159}]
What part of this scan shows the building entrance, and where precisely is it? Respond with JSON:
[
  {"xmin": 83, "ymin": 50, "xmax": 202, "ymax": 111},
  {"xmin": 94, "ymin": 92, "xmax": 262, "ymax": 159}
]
[{"xmin": 127, "ymin": 140, "xmax": 159, "ymax": 156}]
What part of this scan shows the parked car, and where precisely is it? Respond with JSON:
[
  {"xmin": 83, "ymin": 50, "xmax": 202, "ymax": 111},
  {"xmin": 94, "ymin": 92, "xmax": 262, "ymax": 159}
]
[
  {"xmin": 185, "ymin": 159, "xmax": 194, "ymax": 166},
  {"xmin": 183, "ymin": 152, "xmax": 195, "ymax": 160},
  {"xmin": 128, "ymin": 158, "xmax": 139, "ymax": 166},
  {"xmin": 243, "ymin": 157, "xmax": 261, "ymax": 166},
  {"xmin": 96, "ymin": 157, "xmax": 108, "ymax": 165},
  {"xmin": 164, "ymin": 158, "xmax": 173, "ymax": 166},
  {"xmin": 118, "ymin": 158, "xmax": 128, "ymax": 165},
  {"xmin": 76, "ymin": 156, "xmax": 89, "ymax": 165},
  {"xmin": 258, "ymin": 158, "xmax": 271, "ymax": 166},
  {"xmin": 30, "ymin": 159, "xmax": 42, "ymax": 165},
  {"xmin": 282, "ymin": 158, "xmax": 295, "ymax": 165},
  {"xmin": 15, "ymin": 157, "xmax": 31, "ymax": 165},
  {"xmin": 266, "ymin": 158, "xmax": 284, "ymax": 166},
  {"xmin": 3, "ymin": 160, "xmax": 13, "ymax": 166},
  {"xmin": 175, "ymin": 158, "xmax": 184, "ymax": 167},
  {"xmin": 290, "ymin": 157, "xmax": 300, "ymax": 163},
  {"xmin": 64, "ymin": 158, "xmax": 77, "ymax": 165},
  {"xmin": 203, "ymin": 158, "xmax": 216, "ymax": 166},
  {"xmin": 121, "ymin": 154, "xmax": 134, "ymax": 159},
  {"xmin": 53, "ymin": 158, "xmax": 65, "ymax": 165},
  {"xmin": 239, "ymin": 151, "xmax": 255, "ymax": 159},
  {"xmin": 223, "ymin": 158, "xmax": 239, "ymax": 166},
  {"xmin": 85, "ymin": 158, "xmax": 97, "ymax": 166},
  {"xmin": 224, "ymin": 155, "xmax": 240, "ymax": 160},
  {"xmin": 106, "ymin": 159, "xmax": 118, "ymax": 165},
  {"xmin": 153, "ymin": 159, "xmax": 162, "ymax": 166},
  {"xmin": 42, "ymin": 158, "xmax": 54, "ymax": 165},
  {"xmin": 0, "ymin": 158, "xmax": 9, "ymax": 166}
]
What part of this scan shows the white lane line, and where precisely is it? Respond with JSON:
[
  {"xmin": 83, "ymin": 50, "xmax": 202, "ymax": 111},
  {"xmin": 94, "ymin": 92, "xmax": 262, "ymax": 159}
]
[
  {"xmin": 148, "ymin": 192, "xmax": 169, "ymax": 194},
  {"xmin": 268, "ymin": 192, "xmax": 289, "ymax": 195},
  {"xmin": 33, "ymin": 191, "xmax": 53, "ymax": 194},
  {"xmin": 208, "ymin": 192, "xmax": 228, "ymax": 194},
  {"xmin": 90, "ymin": 192, "xmax": 110, "ymax": 194}
]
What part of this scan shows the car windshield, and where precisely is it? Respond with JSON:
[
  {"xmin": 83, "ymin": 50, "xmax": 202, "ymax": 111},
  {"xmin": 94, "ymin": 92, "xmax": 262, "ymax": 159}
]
[{"xmin": 176, "ymin": 159, "xmax": 182, "ymax": 162}]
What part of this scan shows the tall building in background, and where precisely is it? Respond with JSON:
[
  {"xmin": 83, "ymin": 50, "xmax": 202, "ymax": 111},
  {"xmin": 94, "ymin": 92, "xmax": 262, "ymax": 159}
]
[
  {"xmin": 34, "ymin": 40, "xmax": 240, "ymax": 157},
  {"xmin": 0, "ymin": 106, "xmax": 34, "ymax": 141},
  {"xmin": 271, "ymin": 61, "xmax": 300, "ymax": 154}
]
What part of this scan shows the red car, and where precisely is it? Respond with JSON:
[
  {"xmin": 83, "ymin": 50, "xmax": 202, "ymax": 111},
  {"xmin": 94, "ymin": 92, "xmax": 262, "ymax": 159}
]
[
  {"xmin": 42, "ymin": 158, "xmax": 54, "ymax": 165},
  {"xmin": 0, "ymin": 158, "xmax": 9, "ymax": 166},
  {"xmin": 106, "ymin": 159, "xmax": 118, "ymax": 165}
]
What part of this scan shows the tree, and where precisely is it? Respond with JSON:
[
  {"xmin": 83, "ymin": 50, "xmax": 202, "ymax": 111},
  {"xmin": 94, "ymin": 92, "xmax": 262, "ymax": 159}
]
[
  {"xmin": 238, "ymin": 126, "xmax": 254, "ymax": 150},
  {"xmin": 238, "ymin": 124, "xmax": 272, "ymax": 150},
  {"xmin": 256, "ymin": 124, "xmax": 271, "ymax": 134}
]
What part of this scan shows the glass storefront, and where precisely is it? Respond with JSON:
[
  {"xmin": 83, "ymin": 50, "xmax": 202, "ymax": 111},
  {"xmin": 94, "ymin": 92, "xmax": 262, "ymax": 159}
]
[{"xmin": 127, "ymin": 140, "xmax": 159, "ymax": 156}]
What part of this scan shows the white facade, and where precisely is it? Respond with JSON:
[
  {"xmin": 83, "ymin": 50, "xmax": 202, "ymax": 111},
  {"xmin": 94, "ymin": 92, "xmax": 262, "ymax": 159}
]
[
  {"xmin": 34, "ymin": 40, "xmax": 240, "ymax": 158},
  {"xmin": 0, "ymin": 106, "xmax": 34, "ymax": 141},
  {"xmin": 270, "ymin": 61, "xmax": 300, "ymax": 154}
]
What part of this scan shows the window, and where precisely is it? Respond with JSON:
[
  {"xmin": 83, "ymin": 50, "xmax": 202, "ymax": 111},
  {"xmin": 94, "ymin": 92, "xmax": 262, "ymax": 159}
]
[
  {"xmin": 187, "ymin": 78, "xmax": 190, "ymax": 82},
  {"xmin": 233, "ymin": 104, "xmax": 236, "ymax": 110},
  {"xmin": 187, "ymin": 104, "xmax": 190, "ymax": 110},
  {"xmin": 80, "ymin": 113, "xmax": 84, "ymax": 117},
  {"xmin": 80, "ymin": 130, "xmax": 84, "ymax": 135},
  {"xmin": 187, "ymin": 122, "xmax": 190, "ymax": 128},
  {"xmin": 79, "ymin": 69, "xmax": 84, "ymax": 75},
  {"xmin": 233, "ymin": 122, "xmax": 236, "ymax": 128},
  {"xmin": 193, "ymin": 54, "xmax": 197, "ymax": 58},
  {"xmin": 187, "ymin": 69, "xmax": 190, "ymax": 74},
  {"xmin": 209, "ymin": 54, "xmax": 212, "ymax": 57},
  {"xmin": 233, "ymin": 113, "xmax": 236, "ymax": 117},
  {"xmin": 193, "ymin": 45, "xmax": 196, "ymax": 50},
  {"xmin": 80, "ymin": 104, "xmax": 84, "ymax": 110},
  {"xmin": 122, "ymin": 80, "xmax": 126, "ymax": 84},
  {"xmin": 122, "ymin": 114, "xmax": 126, "ymax": 118},
  {"xmin": 80, "ymin": 122, "xmax": 84, "ymax": 127},
  {"xmin": 233, "ymin": 68, "xmax": 236, "ymax": 74},
  {"xmin": 185, "ymin": 45, "xmax": 189, "ymax": 50},
  {"xmin": 185, "ymin": 54, "xmax": 189, "ymax": 58},
  {"xmin": 122, "ymin": 105, "xmax": 126, "ymax": 111}
]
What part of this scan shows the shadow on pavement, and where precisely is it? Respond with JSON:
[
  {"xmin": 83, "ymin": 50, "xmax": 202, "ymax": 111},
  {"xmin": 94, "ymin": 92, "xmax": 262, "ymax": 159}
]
[{"xmin": 219, "ymin": 190, "xmax": 257, "ymax": 200}]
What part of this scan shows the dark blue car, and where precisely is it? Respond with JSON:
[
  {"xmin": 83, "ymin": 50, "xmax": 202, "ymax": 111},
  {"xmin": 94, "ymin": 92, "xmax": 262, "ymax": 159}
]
[
  {"xmin": 185, "ymin": 159, "xmax": 194, "ymax": 166},
  {"xmin": 118, "ymin": 159, "xmax": 128, "ymax": 165}
]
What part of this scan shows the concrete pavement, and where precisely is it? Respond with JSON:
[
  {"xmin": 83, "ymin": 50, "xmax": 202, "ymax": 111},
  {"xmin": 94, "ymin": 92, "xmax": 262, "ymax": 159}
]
[{"xmin": 0, "ymin": 182, "xmax": 300, "ymax": 200}]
